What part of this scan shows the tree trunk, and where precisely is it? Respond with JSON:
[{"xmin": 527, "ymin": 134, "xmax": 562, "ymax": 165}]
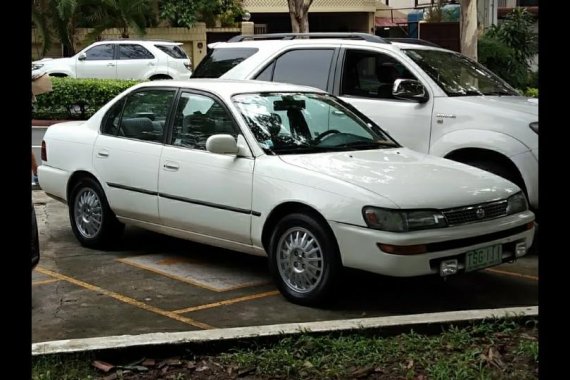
[
  {"xmin": 287, "ymin": 0, "xmax": 313, "ymax": 33},
  {"xmin": 460, "ymin": 0, "xmax": 477, "ymax": 61}
]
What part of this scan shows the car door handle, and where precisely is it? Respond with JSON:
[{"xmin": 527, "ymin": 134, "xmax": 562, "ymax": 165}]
[
  {"xmin": 163, "ymin": 162, "xmax": 179, "ymax": 171},
  {"xmin": 97, "ymin": 150, "xmax": 109, "ymax": 158},
  {"xmin": 331, "ymin": 110, "xmax": 345, "ymax": 116},
  {"xmin": 148, "ymin": 62, "xmax": 155, "ymax": 66},
  {"xmin": 107, "ymin": 63, "xmax": 115, "ymax": 67}
]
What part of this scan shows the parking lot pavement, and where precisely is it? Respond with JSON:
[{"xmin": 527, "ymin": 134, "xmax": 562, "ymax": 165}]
[{"xmin": 32, "ymin": 191, "xmax": 538, "ymax": 343}]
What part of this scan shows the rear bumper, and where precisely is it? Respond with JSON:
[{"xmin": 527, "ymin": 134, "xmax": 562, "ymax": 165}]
[{"xmin": 37, "ymin": 165, "xmax": 70, "ymax": 202}]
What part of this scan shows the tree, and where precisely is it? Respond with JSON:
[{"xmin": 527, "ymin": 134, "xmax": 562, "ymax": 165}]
[
  {"xmin": 287, "ymin": 0, "xmax": 314, "ymax": 33},
  {"xmin": 459, "ymin": 0, "xmax": 477, "ymax": 61},
  {"xmin": 159, "ymin": 0, "xmax": 243, "ymax": 28},
  {"xmin": 32, "ymin": 0, "xmax": 53, "ymax": 57},
  {"xmin": 81, "ymin": 0, "xmax": 150, "ymax": 41}
]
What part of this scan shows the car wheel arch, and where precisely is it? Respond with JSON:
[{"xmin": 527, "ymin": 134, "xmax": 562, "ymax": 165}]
[
  {"xmin": 66, "ymin": 171, "xmax": 104, "ymax": 205},
  {"xmin": 261, "ymin": 201, "xmax": 337, "ymax": 253},
  {"xmin": 445, "ymin": 148, "xmax": 526, "ymax": 192}
]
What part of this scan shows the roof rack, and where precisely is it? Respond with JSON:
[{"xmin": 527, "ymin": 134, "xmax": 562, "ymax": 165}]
[
  {"xmin": 386, "ymin": 38, "xmax": 441, "ymax": 48},
  {"xmin": 228, "ymin": 33, "xmax": 390, "ymax": 44}
]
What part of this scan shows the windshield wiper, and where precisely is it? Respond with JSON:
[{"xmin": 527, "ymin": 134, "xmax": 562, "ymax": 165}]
[
  {"xmin": 482, "ymin": 90, "xmax": 514, "ymax": 96},
  {"xmin": 333, "ymin": 140, "xmax": 399, "ymax": 149}
]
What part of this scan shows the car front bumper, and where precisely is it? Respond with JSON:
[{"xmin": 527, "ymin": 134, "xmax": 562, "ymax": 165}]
[{"xmin": 330, "ymin": 211, "xmax": 535, "ymax": 277}]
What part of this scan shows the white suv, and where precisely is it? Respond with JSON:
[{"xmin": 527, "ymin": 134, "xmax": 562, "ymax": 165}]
[
  {"xmin": 192, "ymin": 33, "xmax": 539, "ymax": 214},
  {"xmin": 32, "ymin": 40, "xmax": 192, "ymax": 81}
]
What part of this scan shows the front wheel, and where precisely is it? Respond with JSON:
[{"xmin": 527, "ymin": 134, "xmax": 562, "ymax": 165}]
[
  {"xmin": 268, "ymin": 213, "xmax": 342, "ymax": 306},
  {"xmin": 69, "ymin": 178, "xmax": 124, "ymax": 248}
]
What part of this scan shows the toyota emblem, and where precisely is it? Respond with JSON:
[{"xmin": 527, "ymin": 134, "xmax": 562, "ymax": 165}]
[{"xmin": 475, "ymin": 207, "xmax": 486, "ymax": 219}]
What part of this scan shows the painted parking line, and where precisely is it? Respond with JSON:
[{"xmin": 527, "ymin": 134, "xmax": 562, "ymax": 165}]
[
  {"xmin": 118, "ymin": 254, "xmax": 270, "ymax": 292},
  {"xmin": 35, "ymin": 266, "xmax": 214, "ymax": 330},
  {"xmin": 484, "ymin": 268, "xmax": 539, "ymax": 281},
  {"xmin": 173, "ymin": 290, "xmax": 280, "ymax": 315},
  {"xmin": 32, "ymin": 278, "xmax": 60, "ymax": 286}
]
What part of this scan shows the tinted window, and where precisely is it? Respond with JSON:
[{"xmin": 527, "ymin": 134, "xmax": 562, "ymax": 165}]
[
  {"xmin": 171, "ymin": 92, "xmax": 238, "ymax": 150},
  {"xmin": 255, "ymin": 62, "xmax": 275, "ymax": 81},
  {"xmin": 272, "ymin": 49, "xmax": 334, "ymax": 91},
  {"xmin": 192, "ymin": 48, "xmax": 259, "ymax": 78},
  {"xmin": 101, "ymin": 98, "xmax": 125, "ymax": 135},
  {"xmin": 341, "ymin": 50, "xmax": 417, "ymax": 99},
  {"xmin": 85, "ymin": 44, "xmax": 115, "ymax": 60},
  {"xmin": 155, "ymin": 44, "xmax": 188, "ymax": 59},
  {"xmin": 118, "ymin": 89, "xmax": 176, "ymax": 143},
  {"xmin": 118, "ymin": 44, "xmax": 154, "ymax": 60}
]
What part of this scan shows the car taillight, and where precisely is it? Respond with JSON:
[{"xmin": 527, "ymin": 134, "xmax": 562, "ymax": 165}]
[
  {"xmin": 184, "ymin": 61, "xmax": 192, "ymax": 71},
  {"xmin": 41, "ymin": 141, "xmax": 47, "ymax": 161}
]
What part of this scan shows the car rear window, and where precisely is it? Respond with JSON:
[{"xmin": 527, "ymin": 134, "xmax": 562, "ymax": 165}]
[
  {"xmin": 191, "ymin": 48, "xmax": 259, "ymax": 78},
  {"xmin": 155, "ymin": 44, "xmax": 188, "ymax": 59}
]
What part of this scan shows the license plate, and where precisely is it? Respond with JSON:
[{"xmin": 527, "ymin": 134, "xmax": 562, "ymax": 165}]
[{"xmin": 465, "ymin": 244, "xmax": 503, "ymax": 272}]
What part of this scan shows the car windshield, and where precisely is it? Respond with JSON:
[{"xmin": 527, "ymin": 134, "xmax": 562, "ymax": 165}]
[
  {"xmin": 232, "ymin": 92, "xmax": 398, "ymax": 154},
  {"xmin": 402, "ymin": 48, "xmax": 519, "ymax": 97}
]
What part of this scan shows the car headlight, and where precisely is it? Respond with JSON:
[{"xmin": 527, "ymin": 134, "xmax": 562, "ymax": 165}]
[
  {"xmin": 506, "ymin": 192, "xmax": 528, "ymax": 215},
  {"xmin": 529, "ymin": 122, "xmax": 538, "ymax": 134},
  {"xmin": 32, "ymin": 63, "xmax": 44, "ymax": 71},
  {"xmin": 362, "ymin": 207, "xmax": 447, "ymax": 232}
]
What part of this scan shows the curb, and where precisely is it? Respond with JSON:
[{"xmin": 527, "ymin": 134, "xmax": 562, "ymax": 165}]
[{"xmin": 32, "ymin": 305, "xmax": 538, "ymax": 356}]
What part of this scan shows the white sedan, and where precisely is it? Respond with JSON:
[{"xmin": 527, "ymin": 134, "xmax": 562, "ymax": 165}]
[{"xmin": 38, "ymin": 79, "xmax": 535, "ymax": 305}]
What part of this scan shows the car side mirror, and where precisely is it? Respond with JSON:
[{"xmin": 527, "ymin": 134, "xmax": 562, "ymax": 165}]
[
  {"xmin": 392, "ymin": 79, "xmax": 428, "ymax": 103},
  {"xmin": 78, "ymin": 52, "xmax": 87, "ymax": 61},
  {"xmin": 206, "ymin": 134, "xmax": 239, "ymax": 155}
]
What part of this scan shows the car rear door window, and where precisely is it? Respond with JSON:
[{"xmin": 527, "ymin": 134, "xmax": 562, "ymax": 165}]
[
  {"xmin": 118, "ymin": 44, "xmax": 155, "ymax": 60},
  {"xmin": 269, "ymin": 49, "xmax": 335, "ymax": 91},
  {"xmin": 85, "ymin": 44, "xmax": 115, "ymax": 60},
  {"xmin": 191, "ymin": 48, "xmax": 258, "ymax": 78}
]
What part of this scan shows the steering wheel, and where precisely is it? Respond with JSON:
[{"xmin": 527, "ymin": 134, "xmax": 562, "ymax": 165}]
[{"xmin": 313, "ymin": 129, "xmax": 341, "ymax": 144}]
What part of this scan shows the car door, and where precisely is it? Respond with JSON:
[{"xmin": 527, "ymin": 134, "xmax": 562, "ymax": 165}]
[
  {"xmin": 333, "ymin": 47, "xmax": 434, "ymax": 153},
  {"xmin": 93, "ymin": 87, "xmax": 177, "ymax": 223},
  {"xmin": 158, "ymin": 91, "xmax": 254, "ymax": 244},
  {"xmin": 75, "ymin": 43, "xmax": 117, "ymax": 79},
  {"xmin": 116, "ymin": 44, "xmax": 157, "ymax": 80}
]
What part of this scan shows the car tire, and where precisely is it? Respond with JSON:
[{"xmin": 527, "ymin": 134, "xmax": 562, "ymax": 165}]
[
  {"xmin": 69, "ymin": 178, "xmax": 124, "ymax": 248},
  {"xmin": 268, "ymin": 213, "xmax": 342, "ymax": 306}
]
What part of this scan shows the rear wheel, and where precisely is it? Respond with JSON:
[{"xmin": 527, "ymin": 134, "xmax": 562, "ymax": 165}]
[
  {"xmin": 69, "ymin": 178, "xmax": 124, "ymax": 248},
  {"xmin": 268, "ymin": 213, "xmax": 342, "ymax": 306}
]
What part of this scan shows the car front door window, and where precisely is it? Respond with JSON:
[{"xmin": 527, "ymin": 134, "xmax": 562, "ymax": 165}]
[
  {"xmin": 118, "ymin": 89, "xmax": 176, "ymax": 143},
  {"xmin": 171, "ymin": 92, "xmax": 238, "ymax": 150},
  {"xmin": 341, "ymin": 50, "xmax": 417, "ymax": 100},
  {"xmin": 85, "ymin": 44, "xmax": 115, "ymax": 60}
]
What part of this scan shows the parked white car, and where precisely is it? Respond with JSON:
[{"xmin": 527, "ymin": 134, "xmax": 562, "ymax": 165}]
[
  {"xmin": 38, "ymin": 79, "xmax": 535, "ymax": 305},
  {"xmin": 193, "ymin": 33, "xmax": 539, "ymax": 215},
  {"xmin": 32, "ymin": 40, "xmax": 192, "ymax": 81}
]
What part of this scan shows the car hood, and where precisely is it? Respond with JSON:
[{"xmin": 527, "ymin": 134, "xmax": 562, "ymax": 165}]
[
  {"xmin": 33, "ymin": 57, "xmax": 74, "ymax": 67},
  {"xmin": 445, "ymin": 96, "xmax": 538, "ymax": 119},
  {"xmin": 279, "ymin": 148, "xmax": 519, "ymax": 209}
]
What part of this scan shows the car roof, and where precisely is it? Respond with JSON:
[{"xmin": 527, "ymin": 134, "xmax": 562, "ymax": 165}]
[
  {"xmin": 209, "ymin": 38, "xmax": 452, "ymax": 53},
  {"xmin": 92, "ymin": 40, "xmax": 183, "ymax": 45},
  {"xmin": 135, "ymin": 78, "xmax": 327, "ymax": 97}
]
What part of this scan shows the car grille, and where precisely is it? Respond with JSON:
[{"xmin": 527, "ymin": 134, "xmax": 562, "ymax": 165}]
[{"xmin": 442, "ymin": 200, "xmax": 508, "ymax": 226}]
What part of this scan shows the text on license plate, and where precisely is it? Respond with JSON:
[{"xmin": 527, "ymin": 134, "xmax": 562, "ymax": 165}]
[{"xmin": 465, "ymin": 244, "xmax": 502, "ymax": 272}]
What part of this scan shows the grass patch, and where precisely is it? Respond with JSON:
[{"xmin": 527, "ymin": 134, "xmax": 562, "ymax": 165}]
[{"xmin": 32, "ymin": 318, "xmax": 538, "ymax": 380}]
